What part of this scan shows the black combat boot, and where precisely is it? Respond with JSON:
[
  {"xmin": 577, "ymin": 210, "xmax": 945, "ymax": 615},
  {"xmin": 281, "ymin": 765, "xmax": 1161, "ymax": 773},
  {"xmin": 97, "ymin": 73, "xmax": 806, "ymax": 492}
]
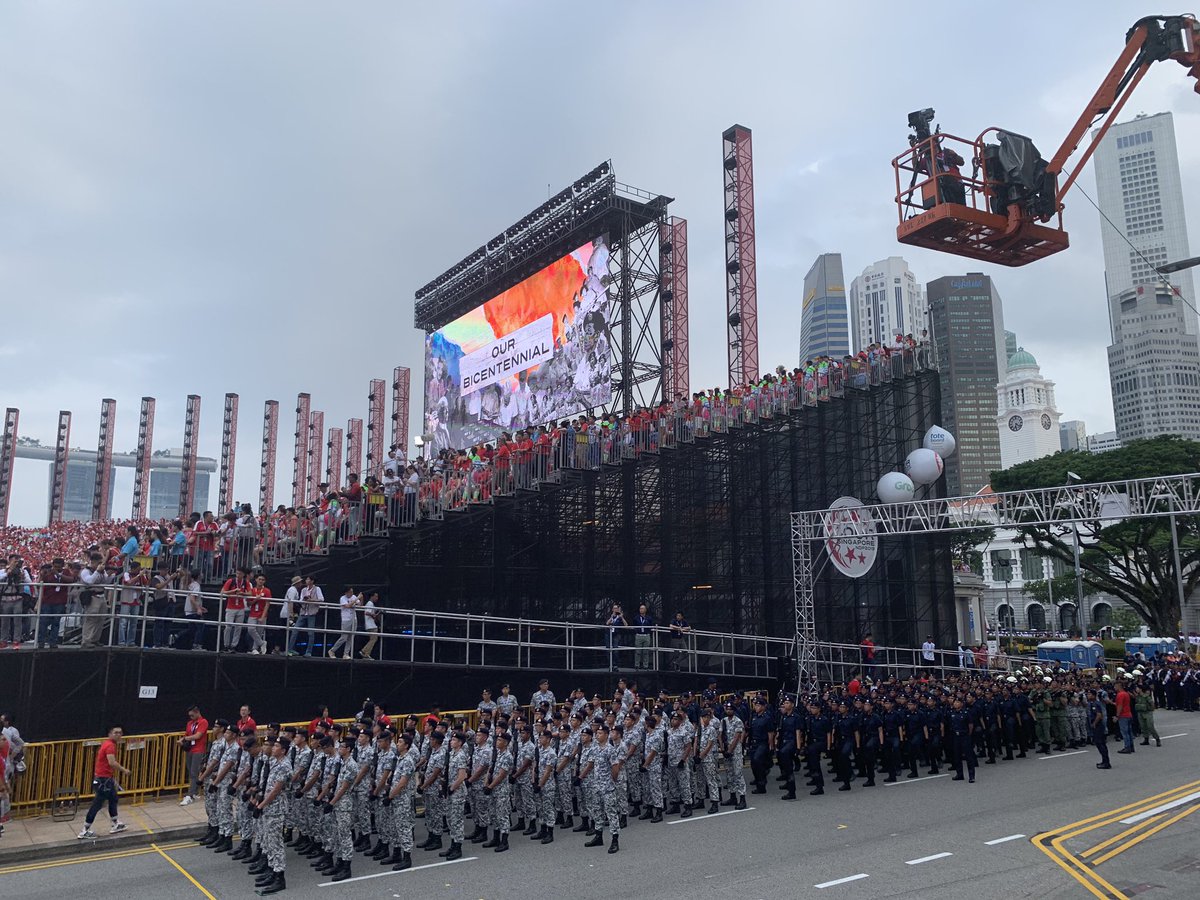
[
  {"xmin": 650, "ymin": 807, "xmax": 663, "ymax": 823},
  {"xmin": 444, "ymin": 841, "xmax": 462, "ymax": 861},
  {"xmin": 735, "ymin": 794, "xmax": 747, "ymax": 809},
  {"xmin": 199, "ymin": 826, "xmax": 219, "ymax": 847},
  {"xmin": 392, "ymin": 850, "xmax": 412, "ymax": 871},
  {"xmin": 482, "ymin": 829, "xmax": 499, "ymax": 848},
  {"xmin": 254, "ymin": 869, "xmax": 276, "ymax": 887},
  {"xmin": 608, "ymin": 834, "xmax": 619, "ymax": 854},
  {"xmin": 541, "ymin": 826, "xmax": 554, "ymax": 844},
  {"xmin": 514, "ymin": 817, "xmax": 525, "ymax": 831},
  {"xmin": 585, "ymin": 832, "xmax": 603, "ymax": 847},
  {"xmin": 639, "ymin": 805, "xmax": 653, "ymax": 820},
  {"xmin": 423, "ymin": 834, "xmax": 442, "ymax": 852},
  {"xmin": 522, "ymin": 820, "xmax": 538, "ymax": 836},
  {"xmin": 256, "ymin": 871, "xmax": 286, "ymax": 895},
  {"xmin": 213, "ymin": 835, "xmax": 233, "ymax": 853},
  {"xmin": 370, "ymin": 842, "xmax": 389, "ymax": 860},
  {"xmin": 331, "ymin": 860, "xmax": 352, "ymax": 882},
  {"xmin": 317, "ymin": 854, "xmax": 338, "ymax": 876},
  {"xmin": 494, "ymin": 833, "xmax": 509, "ymax": 853},
  {"xmin": 782, "ymin": 782, "xmax": 797, "ymax": 800},
  {"xmin": 248, "ymin": 854, "xmax": 269, "ymax": 876},
  {"xmin": 572, "ymin": 817, "xmax": 588, "ymax": 833}
]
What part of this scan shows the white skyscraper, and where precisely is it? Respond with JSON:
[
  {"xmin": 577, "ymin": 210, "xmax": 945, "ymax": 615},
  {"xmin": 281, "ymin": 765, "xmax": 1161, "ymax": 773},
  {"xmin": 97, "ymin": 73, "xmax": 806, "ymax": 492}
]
[
  {"xmin": 848, "ymin": 257, "xmax": 926, "ymax": 353},
  {"xmin": 1093, "ymin": 112, "xmax": 1196, "ymax": 336},
  {"xmin": 996, "ymin": 348, "xmax": 1062, "ymax": 469}
]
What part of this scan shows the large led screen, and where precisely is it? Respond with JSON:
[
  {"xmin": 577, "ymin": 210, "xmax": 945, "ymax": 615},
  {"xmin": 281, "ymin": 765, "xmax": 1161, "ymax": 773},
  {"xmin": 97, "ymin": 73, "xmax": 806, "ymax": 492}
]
[{"xmin": 423, "ymin": 235, "xmax": 612, "ymax": 451}]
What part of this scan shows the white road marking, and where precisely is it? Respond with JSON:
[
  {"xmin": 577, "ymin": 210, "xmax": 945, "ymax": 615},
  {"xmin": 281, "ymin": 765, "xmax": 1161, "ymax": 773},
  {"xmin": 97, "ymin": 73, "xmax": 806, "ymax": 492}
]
[
  {"xmin": 815, "ymin": 874, "xmax": 869, "ymax": 888},
  {"xmin": 317, "ymin": 856, "xmax": 476, "ymax": 885},
  {"xmin": 1119, "ymin": 790, "xmax": 1200, "ymax": 825},
  {"xmin": 1161, "ymin": 733, "xmax": 1188, "ymax": 740},
  {"xmin": 1038, "ymin": 750, "xmax": 1087, "ymax": 760},
  {"xmin": 666, "ymin": 807, "xmax": 754, "ymax": 825},
  {"xmin": 905, "ymin": 852, "xmax": 953, "ymax": 865},
  {"xmin": 883, "ymin": 773, "xmax": 949, "ymax": 786},
  {"xmin": 984, "ymin": 834, "xmax": 1026, "ymax": 845}
]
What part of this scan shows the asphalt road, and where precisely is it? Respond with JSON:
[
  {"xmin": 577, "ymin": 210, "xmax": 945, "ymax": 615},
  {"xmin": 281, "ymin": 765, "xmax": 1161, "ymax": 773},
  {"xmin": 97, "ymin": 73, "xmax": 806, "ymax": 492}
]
[{"xmin": 3, "ymin": 710, "xmax": 1196, "ymax": 899}]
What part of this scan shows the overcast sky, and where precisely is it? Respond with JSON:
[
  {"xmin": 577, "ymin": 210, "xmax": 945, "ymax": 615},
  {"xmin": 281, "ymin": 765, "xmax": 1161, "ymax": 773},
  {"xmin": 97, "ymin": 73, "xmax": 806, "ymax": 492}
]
[{"xmin": 2, "ymin": 1, "xmax": 1197, "ymax": 525}]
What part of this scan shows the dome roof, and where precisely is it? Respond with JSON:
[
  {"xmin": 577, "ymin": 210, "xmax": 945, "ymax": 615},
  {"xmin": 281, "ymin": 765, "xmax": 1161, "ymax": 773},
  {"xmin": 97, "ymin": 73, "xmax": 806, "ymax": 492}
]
[{"xmin": 1007, "ymin": 347, "xmax": 1038, "ymax": 369}]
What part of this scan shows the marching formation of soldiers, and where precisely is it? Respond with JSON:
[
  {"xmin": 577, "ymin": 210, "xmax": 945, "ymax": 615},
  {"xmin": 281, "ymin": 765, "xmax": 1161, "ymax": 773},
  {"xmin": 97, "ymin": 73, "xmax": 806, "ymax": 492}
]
[{"xmin": 187, "ymin": 662, "xmax": 1187, "ymax": 894}]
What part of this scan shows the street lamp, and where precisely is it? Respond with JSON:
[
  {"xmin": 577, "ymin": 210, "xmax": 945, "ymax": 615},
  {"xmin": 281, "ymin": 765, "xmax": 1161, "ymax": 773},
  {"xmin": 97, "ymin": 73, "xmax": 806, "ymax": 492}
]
[
  {"xmin": 994, "ymin": 556, "xmax": 1013, "ymax": 631},
  {"xmin": 1157, "ymin": 255, "xmax": 1200, "ymax": 274},
  {"xmin": 1066, "ymin": 472, "xmax": 1087, "ymax": 637}
]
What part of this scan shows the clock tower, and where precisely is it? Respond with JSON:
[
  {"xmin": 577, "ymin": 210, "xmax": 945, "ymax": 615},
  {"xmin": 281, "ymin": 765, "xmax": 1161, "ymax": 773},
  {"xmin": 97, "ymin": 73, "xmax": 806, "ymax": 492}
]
[{"xmin": 996, "ymin": 347, "xmax": 1062, "ymax": 469}]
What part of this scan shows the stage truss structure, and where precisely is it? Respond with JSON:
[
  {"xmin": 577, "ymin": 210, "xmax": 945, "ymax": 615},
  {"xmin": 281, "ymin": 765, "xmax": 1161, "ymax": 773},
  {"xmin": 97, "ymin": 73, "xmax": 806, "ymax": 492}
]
[
  {"xmin": 218, "ymin": 393, "xmax": 239, "ymax": 513},
  {"xmin": 132, "ymin": 398, "xmax": 155, "ymax": 519},
  {"xmin": 91, "ymin": 399, "xmax": 116, "ymax": 521},
  {"xmin": 723, "ymin": 124, "xmax": 759, "ymax": 387},
  {"xmin": 307, "ymin": 410, "xmax": 324, "ymax": 503},
  {"xmin": 292, "ymin": 393, "xmax": 310, "ymax": 509},
  {"xmin": 260, "ymin": 400, "xmax": 279, "ymax": 513},
  {"xmin": 791, "ymin": 471, "xmax": 1200, "ymax": 681},
  {"xmin": 177, "ymin": 395, "xmax": 200, "ymax": 517},
  {"xmin": 0, "ymin": 408, "xmax": 17, "ymax": 526},
  {"xmin": 392, "ymin": 366, "xmax": 410, "ymax": 464}
]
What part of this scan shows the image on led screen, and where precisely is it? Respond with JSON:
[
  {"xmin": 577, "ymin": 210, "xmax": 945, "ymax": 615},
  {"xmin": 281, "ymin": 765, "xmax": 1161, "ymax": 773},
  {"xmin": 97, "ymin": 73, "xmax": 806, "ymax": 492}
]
[{"xmin": 423, "ymin": 235, "xmax": 612, "ymax": 451}]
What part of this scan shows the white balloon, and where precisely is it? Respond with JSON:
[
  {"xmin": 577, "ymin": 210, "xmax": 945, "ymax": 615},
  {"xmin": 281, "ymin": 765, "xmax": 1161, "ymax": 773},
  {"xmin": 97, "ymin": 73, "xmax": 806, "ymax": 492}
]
[
  {"xmin": 923, "ymin": 425, "xmax": 956, "ymax": 458},
  {"xmin": 904, "ymin": 448, "xmax": 944, "ymax": 485},
  {"xmin": 877, "ymin": 472, "xmax": 916, "ymax": 504}
]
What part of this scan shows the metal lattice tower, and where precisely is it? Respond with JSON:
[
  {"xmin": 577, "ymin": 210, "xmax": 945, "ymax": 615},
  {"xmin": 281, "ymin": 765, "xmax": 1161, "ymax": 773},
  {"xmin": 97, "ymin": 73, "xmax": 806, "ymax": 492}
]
[
  {"xmin": 291, "ymin": 393, "xmax": 310, "ymax": 509},
  {"xmin": 346, "ymin": 418, "xmax": 363, "ymax": 479},
  {"xmin": 307, "ymin": 410, "xmax": 324, "ymax": 503},
  {"xmin": 131, "ymin": 398, "xmax": 155, "ymax": 519},
  {"xmin": 367, "ymin": 378, "xmax": 386, "ymax": 480},
  {"xmin": 392, "ymin": 366, "xmax": 410, "ymax": 464},
  {"xmin": 177, "ymin": 395, "xmax": 201, "ymax": 518},
  {"xmin": 91, "ymin": 399, "xmax": 116, "ymax": 521},
  {"xmin": 0, "ymin": 409, "xmax": 18, "ymax": 526},
  {"xmin": 723, "ymin": 124, "xmax": 759, "ymax": 386},
  {"xmin": 327, "ymin": 427, "xmax": 343, "ymax": 490},
  {"xmin": 259, "ymin": 400, "xmax": 278, "ymax": 513},
  {"xmin": 48, "ymin": 411, "xmax": 71, "ymax": 524},
  {"xmin": 218, "ymin": 393, "xmax": 239, "ymax": 513},
  {"xmin": 658, "ymin": 216, "xmax": 689, "ymax": 402}
]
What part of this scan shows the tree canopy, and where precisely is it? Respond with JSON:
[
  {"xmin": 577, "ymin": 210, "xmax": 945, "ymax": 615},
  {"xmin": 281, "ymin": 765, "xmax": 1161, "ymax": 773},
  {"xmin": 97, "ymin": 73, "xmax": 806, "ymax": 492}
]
[{"xmin": 990, "ymin": 435, "xmax": 1200, "ymax": 636}]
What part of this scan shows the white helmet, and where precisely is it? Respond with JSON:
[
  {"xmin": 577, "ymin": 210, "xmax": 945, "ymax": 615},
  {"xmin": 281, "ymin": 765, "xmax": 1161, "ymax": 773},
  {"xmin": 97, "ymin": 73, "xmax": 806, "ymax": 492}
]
[
  {"xmin": 1102, "ymin": 674, "xmax": 1112, "ymax": 682},
  {"xmin": 1116, "ymin": 666, "xmax": 1126, "ymax": 673},
  {"xmin": 1043, "ymin": 676, "xmax": 1052, "ymax": 683},
  {"xmin": 1006, "ymin": 676, "xmax": 1018, "ymax": 684}
]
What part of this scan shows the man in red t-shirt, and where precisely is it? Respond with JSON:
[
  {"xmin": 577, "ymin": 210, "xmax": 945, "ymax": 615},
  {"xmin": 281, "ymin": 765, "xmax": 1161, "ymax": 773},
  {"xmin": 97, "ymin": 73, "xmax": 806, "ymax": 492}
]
[
  {"xmin": 236, "ymin": 705, "xmax": 257, "ymax": 734},
  {"xmin": 247, "ymin": 575, "xmax": 272, "ymax": 655},
  {"xmin": 1115, "ymin": 685, "xmax": 1135, "ymax": 753},
  {"xmin": 78, "ymin": 726, "xmax": 130, "ymax": 839},
  {"xmin": 178, "ymin": 705, "xmax": 209, "ymax": 805},
  {"xmin": 220, "ymin": 567, "xmax": 250, "ymax": 652}
]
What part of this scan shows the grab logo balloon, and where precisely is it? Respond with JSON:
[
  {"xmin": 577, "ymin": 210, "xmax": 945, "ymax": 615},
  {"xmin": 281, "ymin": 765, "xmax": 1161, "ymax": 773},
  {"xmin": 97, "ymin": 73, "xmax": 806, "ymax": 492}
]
[
  {"xmin": 877, "ymin": 472, "xmax": 916, "ymax": 504},
  {"xmin": 923, "ymin": 426, "xmax": 956, "ymax": 459},
  {"xmin": 904, "ymin": 448, "xmax": 944, "ymax": 486}
]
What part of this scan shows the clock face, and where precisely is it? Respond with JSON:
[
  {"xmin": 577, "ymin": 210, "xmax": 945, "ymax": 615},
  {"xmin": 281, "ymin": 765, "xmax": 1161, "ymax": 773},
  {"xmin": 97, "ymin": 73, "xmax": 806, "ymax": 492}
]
[
  {"xmin": 1008, "ymin": 415, "xmax": 1023, "ymax": 432},
  {"xmin": 1041, "ymin": 414, "xmax": 1052, "ymax": 430}
]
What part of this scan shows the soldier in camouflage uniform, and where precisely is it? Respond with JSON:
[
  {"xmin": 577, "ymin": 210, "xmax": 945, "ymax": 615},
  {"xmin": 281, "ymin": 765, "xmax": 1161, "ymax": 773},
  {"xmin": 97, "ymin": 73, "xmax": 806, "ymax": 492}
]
[
  {"xmin": 534, "ymin": 727, "xmax": 557, "ymax": 843},
  {"xmin": 697, "ymin": 707, "xmax": 722, "ymax": 814},
  {"xmin": 417, "ymin": 732, "xmax": 447, "ymax": 852},
  {"xmin": 665, "ymin": 711, "xmax": 694, "ymax": 816},
  {"xmin": 439, "ymin": 731, "xmax": 470, "ymax": 861},
  {"xmin": 583, "ymin": 724, "xmax": 621, "ymax": 853},
  {"xmin": 310, "ymin": 738, "xmax": 339, "ymax": 874},
  {"xmin": 210, "ymin": 729, "xmax": 247, "ymax": 852},
  {"xmin": 642, "ymin": 714, "xmax": 665, "ymax": 822},
  {"xmin": 467, "ymin": 727, "xmax": 493, "ymax": 843},
  {"xmin": 1049, "ymin": 690, "xmax": 1069, "ymax": 751},
  {"xmin": 369, "ymin": 730, "xmax": 397, "ymax": 864},
  {"xmin": 1032, "ymin": 685, "xmax": 1053, "ymax": 753},
  {"xmin": 349, "ymin": 729, "xmax": 373, "ymax": 853},
  {"xmin": 621, "ymin": 713, "xmax": 644, "ymax": 817},
  {"xmin": 387, "ymin": 733, "xmax": 417, "ymax": 871},
  {"xmin": 514, "ymin": 725, "xmax": 538, "ymax": 834},
  {"xmin": 611, "ymin": 724, "xmax": 629, "ymax": 828},
  {"xmin": 557, "ymin": 715, "xmax": 582, "ymax": 828},
  {"xmin": 1067, "ymin": 693, "xmax": 1088, "ymax": 748},
  {"xmin": 719, "ymin": 702, "xmax": 747, "ymax": 806},
  {"xmin": 325, "ymin": 739, "xmax": 358, "ymax": 882},
  {"xmin": 197, "ymin": 720, "xmax": 231, "ymax": 848},
  {"xmin": 484, "ymin": 730, "xmax": 514, "ymax": 852},
  {"xmin": 251, "ymin": 737, "xmax": 292, "ymax": 895}
]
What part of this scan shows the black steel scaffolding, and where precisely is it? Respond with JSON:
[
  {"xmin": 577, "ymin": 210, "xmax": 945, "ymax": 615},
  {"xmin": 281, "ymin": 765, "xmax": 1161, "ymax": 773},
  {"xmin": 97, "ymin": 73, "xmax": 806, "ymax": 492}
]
[{"xmin": 287, "ymin": 370, "xmax": 956, "ymax": 648}]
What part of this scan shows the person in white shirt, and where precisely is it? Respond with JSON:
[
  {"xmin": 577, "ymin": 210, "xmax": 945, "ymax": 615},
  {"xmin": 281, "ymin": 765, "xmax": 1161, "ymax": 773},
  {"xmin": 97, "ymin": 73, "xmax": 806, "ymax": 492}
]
[
  {"xmin": 78, "ymin": 554, "xmax": 116, "ymax": 649},
  {"xmin": 287, "ymin": 577, "xmax": 323, "ymax": 657},
  {"xmin": 279, "ymin": 575, "xmax": 301, "ymax": 655},
  {"xmin": 921, "ymin": 637, "xmax": 937, "ymax": 673},
  {"xmin": 328, "ymin": 588, "xmax": 359, "ymax": 659},
  {"xmin": 182, "ymin": 570, "xmax": 208, "ymax": 650},
  {"xmin": 359, "ymin": 592, "xmax": 381, "ymax": 660}
]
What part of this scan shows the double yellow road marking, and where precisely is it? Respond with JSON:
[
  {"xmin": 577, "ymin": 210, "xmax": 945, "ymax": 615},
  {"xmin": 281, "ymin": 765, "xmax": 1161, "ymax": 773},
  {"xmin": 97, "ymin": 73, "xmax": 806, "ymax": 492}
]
[
  {"xmin": 0, "ymin": 840, "xmax": 196, "ymax": 875},
  {"xmin": 1033, "ymin": 779, "xmax": 1200, "ymax": 900}
]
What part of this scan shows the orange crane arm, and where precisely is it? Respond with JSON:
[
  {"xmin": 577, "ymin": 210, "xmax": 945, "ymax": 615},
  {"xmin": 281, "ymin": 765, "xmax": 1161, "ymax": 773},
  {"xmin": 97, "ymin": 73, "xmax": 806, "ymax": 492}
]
[{"xmin": 1049, "ymin": 15, "xmax": 1200, "ymax": 207}]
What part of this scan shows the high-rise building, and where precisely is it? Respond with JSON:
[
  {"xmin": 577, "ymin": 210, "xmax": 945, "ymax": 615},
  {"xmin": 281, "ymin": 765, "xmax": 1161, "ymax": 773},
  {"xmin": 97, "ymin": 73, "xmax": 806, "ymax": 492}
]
[
  {"xmin": 1059, "ymin": 420, "xmax": 1087, "ymax": 452},
  {"xmin": 847, "ymin": 256, "xmax": 926, "ymax": 352},
  {"xmin": 148, "ymin": 468, "xmax": 212, "ymax": 520},
  {"xmin": 927, "ymin": 274, "xmax": 1006, "ymax": 496},
  {"xmin": 996, "ymin": 347, "xmax": 1062, "ymax": 469},
  {"xmin": 1087, "ymin": 431, "xmax": 1122, "ymax": 453},
  {"xmin": 46, "ymin": 458, "xmax": 116, "ymax": 523},
  {"xmin": 1108, "ymin": 283, "xmax": 1200, "ymax": 443},
  {"xmin": 1093, "ymin": 112, "xmax": 1196, "ymax": 337},
  {"xmin": 799, "ymin": 253, "xmax": 849, "ymax": 361}
]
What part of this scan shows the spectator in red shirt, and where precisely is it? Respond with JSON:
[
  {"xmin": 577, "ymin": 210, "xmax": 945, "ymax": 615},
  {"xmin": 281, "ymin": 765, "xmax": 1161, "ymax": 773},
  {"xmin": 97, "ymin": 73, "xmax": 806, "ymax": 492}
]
[
  {"xmin": 178, "ymin": 705, "xmax": 209, "ymax": 805},
  {"xmin": 220, "ymin": 567, "xmax": 250, "ymax": 653},
  {"xmin": 1115, "ymin": 685, "xmax": 1135, "ymax": 754},
  {"xmin": 307, "ymin": 705, "xmax": 333, "ymax": 736},
  {"xmin": 236, "ymin": 705, "xmax": 257, "ymax": 734},
  {"xmin": 37, "ymin": 558, "xmax": 74, "ymax": 649},
  {"xmin": 848, "ymin": 676, "xmax": 862, "ymax": 697},
  {"xmin": 192, "ymin": 511, "xmax": 219, "ymax": 580},
  {"xmin": 78, "ymin": 725, "xmax": 129, "ymax": 839},
  {"xmin": 247, "ymin": 575, "xmax": 271, "ymax": 655},
  {"xmin": 860, "ymin": 634, "xmax": 877, "ymax": 681}
]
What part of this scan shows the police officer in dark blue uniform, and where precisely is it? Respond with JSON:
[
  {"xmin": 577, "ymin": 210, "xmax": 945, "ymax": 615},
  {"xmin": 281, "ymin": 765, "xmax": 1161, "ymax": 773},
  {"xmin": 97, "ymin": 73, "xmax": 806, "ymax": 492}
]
[
  {"xmin": 774, "ymin": 696, "xmax": 800, "ymax": 801},
  {"xmin": 999, "ymin": 689, "xmax": 1019, "ymax": 761},
  {"xmin": 832, "ymin": 703, "xmax": 858, "ymax": 792},
  {"xmin": 747, "ymin": 697, "xmax": 774, "ymax": 794},
  {"xmin": 880, "ymin": 699, "xmax": 905, "ymax": 783},
  {"xmin": 948, "ymin": 698, "xmax": 976, "ymax": 783},
  {"xmin": 804, "ymin": 701, "xmax": 831, "ymax": 795},
  {"xmin": 924, "ymin": 696, "xmax": 944, "ymax": 775},
  {"xmin": 858, "ymin": 701, "xmax": 882, "ymax": 787},
  {"xmin": 904, "ymin": 700, "xmax": 925, "ymax": 778}
]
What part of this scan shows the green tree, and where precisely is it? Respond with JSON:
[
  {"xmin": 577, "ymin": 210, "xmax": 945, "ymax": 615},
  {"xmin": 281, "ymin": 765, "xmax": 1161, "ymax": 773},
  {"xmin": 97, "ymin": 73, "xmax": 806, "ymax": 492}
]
[
  {"xmin": 990, "ymin": 435, "xmax": 1200, "ymax": 636},
  {"xmin": 1020, "ymin": 573, "xmax": 1100, "ymax": 608},
  {"xmin": 949, "ymin": 525, "xmax": 996, "ymax": 573}
]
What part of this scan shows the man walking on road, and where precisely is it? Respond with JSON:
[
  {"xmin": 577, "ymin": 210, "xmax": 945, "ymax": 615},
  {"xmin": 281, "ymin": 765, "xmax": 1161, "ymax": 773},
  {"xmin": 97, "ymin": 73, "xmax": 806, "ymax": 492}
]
[
  {"xmin": 78, "ymin": 726, "xmax": 130, "ymax": 839},
  {"xmin": 1115, "ymin": 682, "xmax": 1135, "ymax": 754},
  {"xmin": 179, "ymin": 705, "xmax": 209, "ymax": 805}
]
